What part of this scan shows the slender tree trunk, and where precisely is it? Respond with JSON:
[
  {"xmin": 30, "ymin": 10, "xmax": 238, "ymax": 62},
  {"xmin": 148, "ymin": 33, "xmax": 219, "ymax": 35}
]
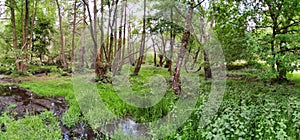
[
  {"xmin": 106, "ymin": 1, "xmax": 112, "ymax": 67},
  {"xmin": 29, "ymin": 0, "xmax": 37, "ymax": 62},
  {"xmin": 169, "ymin": 7, "xmax": 174, "ymax": 77},
  {"xmin": 133, "ymin": 0, "xmax": 146, "ymax": 75},
  {"xmin": 161, "ymin": 33, "xmax": 166, "ymax": 61},
  {"xmin": 172, "ymin": 1, "xmax": 194, "ymax": 94},
  {"xmin": 94, "ymin": 0, "xmax": 98, "ymax": 66},
  {"xmin": 70, "ymin": 0, "xmax": 77, "ymax": 72},
  {"xmin": 56, "ymin": 0, "xmax": 68, "ymax": 70},
  {"xmin": 151, "ymin": 38, "xmax": 157, "ymax": 66},
  {"xmin": 159, "ymin": 54, "xmax": 163, "ymax": 67},
  {"xmin": 19, "ymin": 0, "xmax": 29, "ymax": 72},
  {"xmin": 118, "ymin": 0, "xmax": 124, "ymax": 55},
  {"xmin": 128, "ymin": 22, "xmax": 134, "ymax": 66},
  {"xmin": 9, "ymin": 0, "xmax": 20, "ymax": 71},
  {"xmin": 204, "ymin": 18, "xmax": 213, "ymax": 79},
  {"xmin": 80, "ymin": 4, "xmax": 86, "ymax": 68},
  {"xmin": 111, "ymin": 0, "xmax": 119, "ymax": 74},
  {"xmin": 99, "ymin": 0, "xmax": 105, "ymax": 61},
  {"xmin": 121, "ymin": 0, "xmax": 127, "ymax": 68},
  {"xmin": 113, "ymin": 0, "xmax": 119, "ymax": 57},
  {"xmin": 95, "ymin": 0, "xmax": 108, "ymax": 80},
  {"xmin": 277, "ymin": 29, "xmax": 288, "ymax": 81},
  {"xmin": 83, "ymin": 0, "xmax": 97, "ymax": 68},
  {"xmin": 114, "ymin": 0, "xmax": 124, "ymax": 73}
]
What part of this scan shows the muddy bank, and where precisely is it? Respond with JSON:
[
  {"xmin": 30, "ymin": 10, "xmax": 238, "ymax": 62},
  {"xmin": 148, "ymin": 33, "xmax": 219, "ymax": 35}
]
[
  {"xmin": 0, "ymin": 85, "xmax": 148, "ymax": 139},
  {"xmin": 0, "ymin": 85, "xmax": 67, "ymax": 119},
  {"xmin": 0, "ymin": 75, "xmax": 20, "ymax": 84},
  {"xmin": 0, "ymin": 85, "xmax": 100, "ymax": 139}
]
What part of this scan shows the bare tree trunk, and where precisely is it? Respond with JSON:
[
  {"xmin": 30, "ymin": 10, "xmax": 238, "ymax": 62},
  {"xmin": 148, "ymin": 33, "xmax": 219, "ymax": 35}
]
[
  {"xmin": 114, "ymin": 0, "xmax": 124, "ymax": 73},
  {"xmin": 106, "ymin": 1, "xmax": 112, "ymax": 67},
  {"xmin": 133, "ymin": 0, "xmax": 146, "ymax": 75},
  {"xmin": 121, "ymin": 0, "xmax": 127, "ymax": 67},
  {"xmin": 113, "ymin": 0, "xmax": 119, "ymax": 57},
  {"xmin": 29, "ymin": 0, "xmax": 37, "ymax": 62},
  {"xmin": 128, "ymin": 21, "xmax": 134, "ymax": 66},
  {"xmin": 159, "ymin": 54, "xmax": 163, "ymax": 67},
  {"xmin": 83, "ymin": 0, "xmax": 98, "ymax": 68},
  {"xmin": 151, "ymin": 38, "xmax": 157, "ymax": 66},
  {"xmin": 56, "ymin": 0, "xmax": 68, "ymax": 70},
  {"xmin": 93, "ymin": 0, "xmax": 98, "ymax": 68},
  {"xmin": 204, "ymin": 18, "xmax": 213, "ymax": 79},
  {"xmin": 99, "ymin": 0, "xmax": 105, "ymax": 61},
  {"xmin": 9, "ymin": 0, "xmax": 20, "ymax": 71},
  {"xmin": 95, "ymin": 0, "xmax": 108, "ymax": 80},
  {"xmin": 172, "ymin": 1, "xmax": 195, "ymax": 95},
  {"xmin": 80, "ymin": 4, "xmax": 86, "ymax": 68},
  {"xmin": 19, "ymin": 0, "xmax": 29, "ymax": 72},
  {"xmin": 169, "ymin": 7, "xmax": 174, "ymax": 77},
  {"xmin": 118, "ymin": 0, "xmax": 124, "ymax": 55},
  {"xmin": 70, "ymin": 0, "xmax": 77, "ymax": 72}
]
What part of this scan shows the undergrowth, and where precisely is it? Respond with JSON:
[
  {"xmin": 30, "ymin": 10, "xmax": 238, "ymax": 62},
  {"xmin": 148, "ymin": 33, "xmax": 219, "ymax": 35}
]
[{"xmin": 0, "ymin": 66, "xmax": 299, "ymax": 139}]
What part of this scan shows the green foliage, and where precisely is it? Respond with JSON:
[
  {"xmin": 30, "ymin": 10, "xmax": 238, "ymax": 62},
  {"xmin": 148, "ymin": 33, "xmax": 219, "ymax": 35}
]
[
  {"xmin": 1, "ymin": 66, "xmax": 300, "ymax": 139},
  {"xmin": 20, "ymin": 77, "xmax": 81, "ymax": 127},
  {"xmin": 0, "ymin": 111, "xmax": 61, "ymax": 139},
  {"xmin": 212, "ymin": 0, "xmax": 253, "ymax": 63}
]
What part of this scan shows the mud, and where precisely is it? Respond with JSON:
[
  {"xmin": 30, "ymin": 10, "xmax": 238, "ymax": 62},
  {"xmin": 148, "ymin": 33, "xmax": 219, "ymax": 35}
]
[
  {"xmin": 0, "ymin": 85, "xmax": 148, "ymax": 139},
  {"xmin": 0, "ymin": 85, "xmax": 67, "ymax": 119},
  {"xmin": 0, "ymin": 85, "xmax": 101, "ymax": 139}
]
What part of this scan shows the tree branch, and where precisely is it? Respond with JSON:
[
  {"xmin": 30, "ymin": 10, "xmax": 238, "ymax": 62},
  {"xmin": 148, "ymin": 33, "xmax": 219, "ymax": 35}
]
[
  {"xmin": 192, "ymin": 0, "xmax": 205, "ymax": 9},
  {"xmin": 174, "ymin": 6, "xmax": 185, "ymax": 19}
]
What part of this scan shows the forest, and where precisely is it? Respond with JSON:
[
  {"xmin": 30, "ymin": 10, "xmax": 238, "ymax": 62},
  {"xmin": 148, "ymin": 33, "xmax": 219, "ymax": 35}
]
[{"xmin": 0, "ymin": 0, "xmax": 300, "ymax": 139}]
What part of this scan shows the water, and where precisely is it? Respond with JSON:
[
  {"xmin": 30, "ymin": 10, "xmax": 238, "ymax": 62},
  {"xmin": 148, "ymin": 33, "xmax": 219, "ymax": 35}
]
[
  {"xmin": 99, "ymin": 117, "xmax": 148, "ymax": 139},
  {"xmin": 0, "ymin": 85, "xmax": 147, "ymax": 139},
  {"xmin": 121, "ymin": 118, "xmax": 138, "ymax": 135}
]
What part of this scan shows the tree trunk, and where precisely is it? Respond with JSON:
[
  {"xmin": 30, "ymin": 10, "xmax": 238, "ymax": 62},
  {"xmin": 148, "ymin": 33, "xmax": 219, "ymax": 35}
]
[
  {"xmin": 114, "ymin": 0, "xmax": 124, "ymax": 73},
  {"xmin": 133, "ymin": 0, "xmax": 146, "ymax": 75},
  {"xmin": 29, "ymin": 0, "xmax": 37, "ymax": 62},
  {"xmin": 128, "ymin": 21, "xmax": 134, "ymax": 66},
  {"xmin": 121, "ymin": 0, "xmax": 127, "ymax": 68},
  {"xmin": 80, "ymin": 4, "xmax": 86, "ymax": 68},
  {"xmin": 159, "ymin": 54, "xmax": 164, "ymax": 67},
  {"xmin": 99, "ymin": 0, "xmax": 105, "ymax": 61},
  {"xmin": 93, "ymin": 0, "xmax": 98, "ymax": 68},
  {"xmin": 83, "ymin": 0, "xmax": 98, "ymax": 69},
  {"xmin": 204, "ymin": 18, "xmax": 213, "ymax": 79},
  {"xmin": 203, "ymin": 50, "xmax": 211, "ymax": 79},
  {"xmin": 169, "ymin": 7, "xmax": 174, "ymax": 77},
  {"xmin": 56, "ymin": 0, "xmax": 68, "ymax": 70},
  {"xmin": 9, "ymin": 0, "xmax": 21, "ymax": 72},
  {"xmin": 151, "ymin": 38, "xmax": 157, "ymax": 66},
  {"xmin": 70, "ymin": 0, "xmax": 77, "ymax": 72},
  {"xmin": 106, "ymin": 1, "xmax": 112, "ymax": 67},
  {"xmin": 18, "ymin": 0, "xmax": 30, "ymax": 72},
  {"xmin": 113, "ymin": 0, "xmax": 119, "ymax": 57},
  {"xmin": 95, "ymin": 0, "xmax": 108, "ymax": 80},
  {"xmin": 172, "ymin": 1, "xmax": 194, "ymax": 95}
]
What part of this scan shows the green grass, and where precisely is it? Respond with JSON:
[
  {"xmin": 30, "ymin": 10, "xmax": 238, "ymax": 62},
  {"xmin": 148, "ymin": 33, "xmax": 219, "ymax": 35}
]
[
  {"xmin": 291, "ymin": 71, "xmax": 300, "ymax": 89},
  {"xmin": 0, "ymin": 111, "xmax": 61, "ymax": 139},
  {"xmin": 0, "ymin": 66, "xmax": 300, "ymax": 139},
  {"xmin": 20, "ymin": 77, "xmax": 81, "ymax": 128}
]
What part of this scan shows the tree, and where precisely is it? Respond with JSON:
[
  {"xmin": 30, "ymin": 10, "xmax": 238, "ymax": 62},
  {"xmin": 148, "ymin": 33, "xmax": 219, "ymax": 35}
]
[
  {"xmin": 56, "ymin": 0, "xmax": 68, "ymax": 70},
  {"xmin": 212, "ymin": 0, "xmax": 252, "ymax": 65},
  {"xmin": 172, "ymin": 0, "xmax": 204, "ymax": 94},
  {"xmin": 70, "ymin": 0, "xmax": 77, "ymax": 72},
  {"xmin": 250, "ymin": 0, "xmax": 300, "ymax": 81},
  {"xmin": 133, "ymin": 0, "xmax": 146, "ymax": 75},
  {"xmin": 8, "ymin": 0, "xmax": 21, "ymax": 72}
]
